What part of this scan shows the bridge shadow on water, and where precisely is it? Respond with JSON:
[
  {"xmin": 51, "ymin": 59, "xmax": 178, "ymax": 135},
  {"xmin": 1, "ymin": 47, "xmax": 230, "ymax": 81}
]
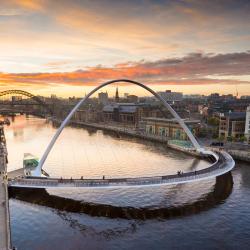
[{"xmin": 9, "ymin": 172, "xmax": 233, "ymax": 221}]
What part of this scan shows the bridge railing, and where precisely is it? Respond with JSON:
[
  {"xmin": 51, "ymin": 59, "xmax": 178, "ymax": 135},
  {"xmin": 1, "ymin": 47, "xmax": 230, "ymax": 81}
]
[{"xmin": 8, "ymin": 150, "xmax": 234, "ymax": 188}]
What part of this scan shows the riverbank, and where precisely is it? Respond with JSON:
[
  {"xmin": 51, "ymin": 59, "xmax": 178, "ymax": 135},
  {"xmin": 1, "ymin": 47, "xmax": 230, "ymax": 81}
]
[
  {"xmin": 51, "ymin": 118, "xmax": 201, "ymax": 158},
  {"xmin": 51, "ymin": 118, "xmax": 250, "ymax": 162},
  {"xmin": 226, "ymin": 149, "xmax": 250, "ymax": 162},
  {"xmin": 0, "ymin": 127, "xmax": 12, "ymax": 250}
]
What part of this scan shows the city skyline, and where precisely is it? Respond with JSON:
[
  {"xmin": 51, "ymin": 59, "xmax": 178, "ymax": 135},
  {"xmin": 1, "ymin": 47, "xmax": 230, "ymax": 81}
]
[{"xmin": 1, "ymin": 0, "xmax": 250, "ymax": 96}]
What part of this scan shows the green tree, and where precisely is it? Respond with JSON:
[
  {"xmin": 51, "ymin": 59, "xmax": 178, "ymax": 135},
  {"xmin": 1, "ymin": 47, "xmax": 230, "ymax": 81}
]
[
  {"xmin": 207, "ymin": 117, "xmax": 219, "ymax": 126},
  {"xmin": 239, "ymin": 135, "xmax": 247, "ymax": 142},
  {"xmin": 218, "ymin": 135, "xmax": 225, "ymax": 141}
]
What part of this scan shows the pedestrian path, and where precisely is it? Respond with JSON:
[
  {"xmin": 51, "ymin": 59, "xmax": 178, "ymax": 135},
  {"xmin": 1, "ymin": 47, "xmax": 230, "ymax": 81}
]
[{"xmin": 0, "ymin": 143, "xmax": 11, "ymax": 250}]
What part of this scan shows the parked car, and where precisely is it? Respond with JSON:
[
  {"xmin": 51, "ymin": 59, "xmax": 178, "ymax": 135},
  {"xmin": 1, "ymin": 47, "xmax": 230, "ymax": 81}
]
[{"xmin": 210, "ymin": 142, "xmax": 224, "ymax": 147}]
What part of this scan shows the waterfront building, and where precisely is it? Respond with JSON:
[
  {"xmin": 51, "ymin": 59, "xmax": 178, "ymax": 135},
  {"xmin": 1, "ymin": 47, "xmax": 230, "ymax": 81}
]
[
  {"xmin": 219, "ymin": 112, "xmax": 246, "ymax": 139},
  {"xmin": 102, "ymin": 102, "xmax": 171, "ymax": 126},
  {"xmin": 157, "ymin": 90, "xmax": 183, "ymax": 103},
  {"xmin": 11, "ymin": 96, "xmax": 22, "ymax": 102},
  {"xmin": 103, "ymin": 103, "xmax": 142, "ymax": 125},
  {"xmin": 127, "ymin": 95, "xmax": 139, "ymax": 103},
  {"xmin": 73, "ymin": 109, "xmax": 102, "ymax": 123},
  {"xmin": 208, "ymin": 93, "xmax": 220, "ymax": 101},
  {"xmin": 141, "ymin": 117, "xmax": 200, "ymax": 140},
  {"xmin": 245, "ymin": 106, "xmax": 250, "ymax": 144},
  {"xmin": 183, "ymin": 94, "xmax": 204, "ymax": 99},
  {"xmin": 98, "ymin": 92, "xmax": 109, "ymax": 105},
  {"xmin": 241, "ymin": 95, "xmax": 250, "ymax": 100}
]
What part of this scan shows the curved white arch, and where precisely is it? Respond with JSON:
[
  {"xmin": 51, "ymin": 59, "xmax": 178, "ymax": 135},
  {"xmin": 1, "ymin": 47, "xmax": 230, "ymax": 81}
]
[{"xmin": 36, "ymin": 79, "xmax": 202, "ymax": 176}]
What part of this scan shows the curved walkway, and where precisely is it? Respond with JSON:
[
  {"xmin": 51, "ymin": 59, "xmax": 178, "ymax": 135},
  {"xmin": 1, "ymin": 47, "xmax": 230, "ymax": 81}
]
[{"xmin": 8, "ymin": 151, "xmax": 235, "ymax": 189}]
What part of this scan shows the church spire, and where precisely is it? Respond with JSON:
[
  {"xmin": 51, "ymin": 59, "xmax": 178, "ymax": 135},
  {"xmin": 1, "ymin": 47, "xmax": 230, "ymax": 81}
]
[{"xmin": 115, "ymin": 87, "xmax": 119, "ymax": 103}]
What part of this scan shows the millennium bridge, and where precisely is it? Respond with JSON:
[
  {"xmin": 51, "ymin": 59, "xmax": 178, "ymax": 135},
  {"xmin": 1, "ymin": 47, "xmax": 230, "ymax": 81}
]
[
  {"xmin": 5, "ymin": 79, "xmax": 235, "ymax": 189},
  {"xmin": 0, "ymin": 79, "xmax": 235, "ymax": 249}
]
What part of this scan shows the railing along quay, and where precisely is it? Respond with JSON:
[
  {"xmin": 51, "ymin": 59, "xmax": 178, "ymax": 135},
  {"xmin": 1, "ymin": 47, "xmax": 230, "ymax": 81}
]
[{"xmin": 0, "ymin": 125, "xmax": 12, "ymax": 250}]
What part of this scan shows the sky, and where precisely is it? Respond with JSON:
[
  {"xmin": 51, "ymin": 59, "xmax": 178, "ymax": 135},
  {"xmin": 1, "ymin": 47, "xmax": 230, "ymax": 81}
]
[{"xmin": 0, "ymin": 0, "xmax": 250, "ymax": 97}]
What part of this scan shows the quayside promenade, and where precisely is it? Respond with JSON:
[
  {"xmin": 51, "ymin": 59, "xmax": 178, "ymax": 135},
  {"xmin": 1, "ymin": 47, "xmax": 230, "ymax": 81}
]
[
  {"xmin": 0, "ymin": 127, "xmax": 11, "ymax": 250},
  {"xmin": 56, "ymin": 119, "xmax": 249, "ymax": 162}
]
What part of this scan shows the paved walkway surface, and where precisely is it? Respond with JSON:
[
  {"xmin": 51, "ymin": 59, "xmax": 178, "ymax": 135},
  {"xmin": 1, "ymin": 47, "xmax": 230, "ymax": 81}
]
[
  {"xmin": 0, "ymin": 154, "xmax": 9, "ymax": 250},
  {"xmin": 0, "ymin": 143, "xmax": 10, "ymax": 250},
  {"xmin": 8, "ymin": 168, "xmax": 24, "ymax": 179}
]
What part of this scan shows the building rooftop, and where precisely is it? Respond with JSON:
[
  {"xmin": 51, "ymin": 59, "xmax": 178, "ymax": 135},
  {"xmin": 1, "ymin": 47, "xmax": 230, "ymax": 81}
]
[
  {"xmin": 221, "ymin": 112, "xmax": 246, "ymax": 120},
  {"xmin": 103, "ymin": 103, "xmax": 142, "ymax": 113},
  {"xmin": 142, "ymin": 117, "xmax": 200, "ymax": 124}
]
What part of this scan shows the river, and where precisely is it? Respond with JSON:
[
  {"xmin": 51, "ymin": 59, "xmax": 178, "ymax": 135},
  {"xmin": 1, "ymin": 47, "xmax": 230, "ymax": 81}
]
[{"xmin": 5, "ymin": 115, "xmax": 250, "ymax": 250}]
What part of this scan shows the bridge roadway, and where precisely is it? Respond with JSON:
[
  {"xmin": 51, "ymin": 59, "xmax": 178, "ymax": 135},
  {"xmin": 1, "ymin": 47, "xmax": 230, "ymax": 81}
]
[{"xmin": 8, "ymin": 151, "xmax": 234, "ymax": 189}]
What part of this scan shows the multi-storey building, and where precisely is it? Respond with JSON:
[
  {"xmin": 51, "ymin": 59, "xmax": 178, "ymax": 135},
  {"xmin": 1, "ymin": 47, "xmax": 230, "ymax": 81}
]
[
  {"xmin": 98, "ymin": 92, "xmax": 109, "ymax": 105},
  {"xmin": 219, "ymin": 112, "xmax": 246, "ymax": 139},
  {"xmin": 245, "ymin": 106, "xmax": 250, "ymax": 144},
  {"xmin": 103, "ymin": 103, "xmax": 143, "ymax": 125},
  {"xmin": 141, "ymin": 117, "xmax": 200, "ymax": 140},
  {"xmin": 127, "ymin": 95, "xmax": 139, "ymax": 103},
  {"xmin": 73, "ymin": 109, "xmax": 102, "ymax": 123},
  {"xmin": 157, "ymin": 90, "xmax": 183, "ymax": 103},
  {"xmin": 102, "ymin": 103, "xmax": 168, "ymax": 126}
]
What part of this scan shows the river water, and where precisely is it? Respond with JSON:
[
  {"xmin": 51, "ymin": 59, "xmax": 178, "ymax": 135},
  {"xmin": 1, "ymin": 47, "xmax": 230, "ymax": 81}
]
[{"xmin": 5, "ymin": 115, "xmax": 250, "ymax": 250}]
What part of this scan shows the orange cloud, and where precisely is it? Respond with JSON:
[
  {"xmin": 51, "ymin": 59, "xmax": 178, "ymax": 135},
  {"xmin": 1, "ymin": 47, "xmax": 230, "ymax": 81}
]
[
  {"xmin": 12, "ymin": 0, "xmax": 44, "ymax": 11},
  {"xmin": 0, "ymin": 52, "xmax": 250, "ymax": 90}
]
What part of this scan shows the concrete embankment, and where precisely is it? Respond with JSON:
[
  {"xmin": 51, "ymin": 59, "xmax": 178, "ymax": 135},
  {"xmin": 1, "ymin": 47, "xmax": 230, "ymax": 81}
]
[
  {"xmin": 226, "ymin": 149, "xmax": 250, "ymax": 162},
  {"xmin": 70, "ymin": 121, "xmax": 250, "ymax": 162},
  {"xmin": 70, "ymin": 121, "xmax": 169, "ymax": 143},
  {"xmin": 0, "ymin": 127, "xmax": 12, "ymax": 250}
]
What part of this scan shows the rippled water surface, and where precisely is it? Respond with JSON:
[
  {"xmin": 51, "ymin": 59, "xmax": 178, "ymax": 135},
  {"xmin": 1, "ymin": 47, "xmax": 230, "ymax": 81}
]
[{"xmin": 5, "ymin": 115, "xmax": 250, "ymax": 249}]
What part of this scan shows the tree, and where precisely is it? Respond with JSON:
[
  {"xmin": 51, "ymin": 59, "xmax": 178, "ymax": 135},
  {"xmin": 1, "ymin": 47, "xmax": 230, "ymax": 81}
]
[
  {"xmin": 207, "ymin": 117, "xmax": 219, "ymax": 126},
  {"xmin": 218, "ymin": 135, "xmax": 225, "ymax": 141},
  {"xmin": 239, "ymin": 135, "xmax": 247, "ymax": 142}
]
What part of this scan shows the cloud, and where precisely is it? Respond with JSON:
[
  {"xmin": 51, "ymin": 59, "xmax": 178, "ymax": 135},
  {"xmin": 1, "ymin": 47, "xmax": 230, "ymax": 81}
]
[
  {"xmin": 1, "ymin": 0, "xmax": 250, "ymax": 82},
  {"xmin": 43, "ymin": 61, "xmax": 72, "ymax": 70},
  {"xmin": 11, "ymin": 0, "xmax": 44, "ymax": 11},
  {"xmin": 1, "ymin": 51, "xmax": 250, "ymax": 88},
  {"xmin": 0, "ymin": 9, "xmax": 23, "ymax": 16}
]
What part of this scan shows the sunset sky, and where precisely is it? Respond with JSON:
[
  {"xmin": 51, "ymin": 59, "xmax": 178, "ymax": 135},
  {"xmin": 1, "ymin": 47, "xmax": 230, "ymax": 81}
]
[{"xmin": 1, "ymin": 0, "xmax": 250, "ymax": 97}]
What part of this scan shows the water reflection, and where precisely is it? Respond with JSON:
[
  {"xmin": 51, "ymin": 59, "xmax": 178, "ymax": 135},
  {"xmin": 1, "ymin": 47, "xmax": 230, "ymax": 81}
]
[
  {"xmin": 7, "ymin": 115, "xmax": 247, "ymax": 250},
  {"xmin": 5, "ymin": 115, "xmax": 210, "ymax": 178},
  {"xmin": 9, "ymin": 172, "xmax": 233, "ymax": 220}
]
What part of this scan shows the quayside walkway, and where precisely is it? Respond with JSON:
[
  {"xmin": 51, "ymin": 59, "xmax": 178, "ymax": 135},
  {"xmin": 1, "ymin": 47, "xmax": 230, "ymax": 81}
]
[
  {"xmin": 9, "ymin": 151, "xmax": 234, "ymax": 189},
  {"xmin": 0, "ymin": 130, "xmax": 11, "ymax": 250}
]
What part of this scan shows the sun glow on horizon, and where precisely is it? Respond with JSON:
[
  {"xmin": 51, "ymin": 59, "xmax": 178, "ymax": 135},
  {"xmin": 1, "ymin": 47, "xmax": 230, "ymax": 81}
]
[{"xmin": 0, "ymin": 0, "xmax": 250, "ymax": 96}]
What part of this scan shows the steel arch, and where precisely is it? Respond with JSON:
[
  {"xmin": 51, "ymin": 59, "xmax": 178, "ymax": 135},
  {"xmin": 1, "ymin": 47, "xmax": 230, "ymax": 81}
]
[
  {"xmin": 37, "ymin": 79, "xmax": 202, "ymax": 175},
  {"xmin": 0, "ymin": 90, "xmax": 53, "ymax": 114}
]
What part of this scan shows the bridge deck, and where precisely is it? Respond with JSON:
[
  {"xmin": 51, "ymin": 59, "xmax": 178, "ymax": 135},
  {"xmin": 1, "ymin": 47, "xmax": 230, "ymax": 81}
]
[{"xmin": 9, "ymin": 151, "xmax": 234, "ymax": 189}]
